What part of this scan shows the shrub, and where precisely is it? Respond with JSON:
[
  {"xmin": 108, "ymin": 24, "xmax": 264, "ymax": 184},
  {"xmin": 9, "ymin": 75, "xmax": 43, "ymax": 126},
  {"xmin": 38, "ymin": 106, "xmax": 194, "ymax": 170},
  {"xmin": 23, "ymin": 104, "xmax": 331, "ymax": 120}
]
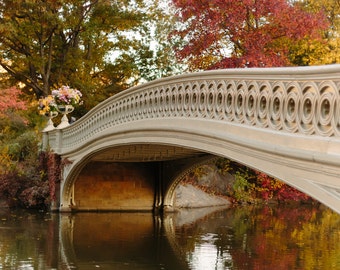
[
  {"xmin": 232, "ymin": 171, "xmax": 256, "ymax": 204},
  {"xmin": 214, "ymin": 158, "xmax": 312, "ymax": 204},
  {"xmin": 0, "ymin": 130, "xmax": 50, "ymax": 209}
]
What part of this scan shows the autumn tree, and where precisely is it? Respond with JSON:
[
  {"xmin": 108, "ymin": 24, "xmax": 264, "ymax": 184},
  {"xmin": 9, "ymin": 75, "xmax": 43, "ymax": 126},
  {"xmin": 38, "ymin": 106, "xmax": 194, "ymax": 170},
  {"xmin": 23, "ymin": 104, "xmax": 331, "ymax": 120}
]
[
  {"xmin": 0, "ymin": 87, "xmax": 27, "ymax": 116},
  {"xmin": 0, "ymin": 0, "xmax": 179, "ymax": 112},
  {"xmin": 0, "ymin": 86, "xmax": 53, "ymax": 209},
  {"xmin": 0, "ymin": 87, "xmax": 29, "ymax": 170},
  {"xmin": 291, "ymin": 0, "xmax": 340, "ymax": 65},
  {"xmin": 170, "ymin": 0, "xmax": 329, "ymax": 70}
]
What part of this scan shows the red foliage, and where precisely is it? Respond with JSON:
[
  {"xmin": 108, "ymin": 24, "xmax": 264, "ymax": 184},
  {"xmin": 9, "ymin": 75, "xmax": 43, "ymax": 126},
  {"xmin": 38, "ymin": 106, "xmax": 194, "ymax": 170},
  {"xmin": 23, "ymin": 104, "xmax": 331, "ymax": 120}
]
[
  {"xmin": 0, "ymin": 151, "xmax": 62, "ymax": 209},
  {"xmin": 276, "ymin": 184, "xmax": 310, "ymax": 202},
  {"xmin": 0, "ymin": 151, "xmax": 59, "ymax": 209},
  {"xmin": 0, "ymin": 171, "xmax": 22, "ymax": 207},
  {"xmin": 256, "ymin": 171, "xmax": 310, "ymax": 202},
  {"xmin": 0, "ymin": 87, "xmax": 27, "ymax": 114},
  {"xmin": 47, "ymin": 152, "xmax": 61, "ymax": 202},
  {"xmin": 39, "ymin": 151, "xmax": 61, "ymax": 202},
  {"xmin": 0, "ymin": 169, "xmax": 49, "ymax": 209},
  {"xmin": 171, "ymin": 0, "xmax": 328, "ymax": 69},
  {"xmin": 19, "ymin": 183, "xmax": 50, "ymax": 208}
]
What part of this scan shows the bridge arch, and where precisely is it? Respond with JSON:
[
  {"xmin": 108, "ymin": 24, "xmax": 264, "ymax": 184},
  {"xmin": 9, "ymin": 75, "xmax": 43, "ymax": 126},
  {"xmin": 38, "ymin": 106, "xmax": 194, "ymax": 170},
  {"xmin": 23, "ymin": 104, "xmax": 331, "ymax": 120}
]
[
  {"xmin": 57, "ymin": 116, "xmax": 340, "ymax": 213},
  {"xmin": 163, "ymin": 156, "xmax": 220, "ymax": 211}
]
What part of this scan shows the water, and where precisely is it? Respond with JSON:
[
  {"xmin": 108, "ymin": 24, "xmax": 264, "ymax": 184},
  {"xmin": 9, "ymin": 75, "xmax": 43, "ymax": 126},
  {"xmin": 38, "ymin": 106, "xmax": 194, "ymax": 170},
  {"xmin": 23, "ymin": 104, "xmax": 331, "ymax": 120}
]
[{"xmin": 0, "ymin": 204, "xmax": 339, "ymax": 270}]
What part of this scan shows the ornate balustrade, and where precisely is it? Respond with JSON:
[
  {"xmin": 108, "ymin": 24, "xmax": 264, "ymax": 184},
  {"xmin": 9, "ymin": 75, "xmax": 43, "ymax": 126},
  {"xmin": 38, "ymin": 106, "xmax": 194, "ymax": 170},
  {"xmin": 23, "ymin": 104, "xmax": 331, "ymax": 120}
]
[{"xmin": 45, "ymin": 65, "xmax": 340, "ymax": 155}]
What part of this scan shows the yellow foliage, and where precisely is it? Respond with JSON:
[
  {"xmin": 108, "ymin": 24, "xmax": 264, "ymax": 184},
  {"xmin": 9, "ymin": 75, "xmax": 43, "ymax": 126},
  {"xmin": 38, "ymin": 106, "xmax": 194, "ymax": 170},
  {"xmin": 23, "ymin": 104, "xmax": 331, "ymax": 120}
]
[
  {"xmin": 297, "ymin": 0, "xmax": 340, "ymax": 65},
  {"xmin": 37, "ymin": 95, "xmax": 56, "ymax": 115},
  {"xmin": 290, "ymin": 209, "xmax": 340, "ymax": 269},
  {"xmin": 188, "ymin": 54, "xmax": 221, "ymax": 71},
  {"xmin": 0, "ymin": 146, "xmax": 12, "ymax": 173}
]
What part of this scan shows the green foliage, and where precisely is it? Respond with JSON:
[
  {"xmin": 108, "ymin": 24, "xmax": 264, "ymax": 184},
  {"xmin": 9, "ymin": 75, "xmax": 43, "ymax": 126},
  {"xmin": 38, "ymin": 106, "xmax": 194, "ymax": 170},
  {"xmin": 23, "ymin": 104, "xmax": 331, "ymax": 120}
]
[
  {"xmin": 232, "ymin": 171, "xmax": 256, "ymax": 203},
  {"xmin": 6, "ymin": 131, "xmax": 39, "ymax": 162},
  {"xmin": 0, "ymin": 0, "xmax": 182, "ymax": 115}
]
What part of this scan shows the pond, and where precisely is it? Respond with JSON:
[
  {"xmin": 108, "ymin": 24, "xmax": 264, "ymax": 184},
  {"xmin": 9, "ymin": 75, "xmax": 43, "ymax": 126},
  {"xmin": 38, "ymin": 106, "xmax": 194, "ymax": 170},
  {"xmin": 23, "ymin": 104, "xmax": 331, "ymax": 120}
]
[{"xmin": 0, "ymin": 204, "xmax": 339, "ymax": 269}]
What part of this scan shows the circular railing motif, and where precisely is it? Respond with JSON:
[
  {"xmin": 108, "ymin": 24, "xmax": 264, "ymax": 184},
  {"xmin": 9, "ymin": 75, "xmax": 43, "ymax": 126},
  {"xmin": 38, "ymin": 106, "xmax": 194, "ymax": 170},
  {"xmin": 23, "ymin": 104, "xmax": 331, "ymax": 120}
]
[{"xmin": 55, "ymin": 69, "xmax": 340, "ymax": 152}]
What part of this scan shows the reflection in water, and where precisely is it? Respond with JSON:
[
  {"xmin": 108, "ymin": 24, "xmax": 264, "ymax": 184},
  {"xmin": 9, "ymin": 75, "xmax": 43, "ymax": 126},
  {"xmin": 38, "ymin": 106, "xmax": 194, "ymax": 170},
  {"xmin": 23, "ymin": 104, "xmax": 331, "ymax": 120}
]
[
  {"xmin": 168, "ymin": 205, "xmax": 340, "ymax": 270},
  {"xmin": 60, "ymin": 212, "xmax": 185, "ymax": 269},
  {"xmin": 0, "ymin": 204, "xmax": 339, "ymax": 269}
]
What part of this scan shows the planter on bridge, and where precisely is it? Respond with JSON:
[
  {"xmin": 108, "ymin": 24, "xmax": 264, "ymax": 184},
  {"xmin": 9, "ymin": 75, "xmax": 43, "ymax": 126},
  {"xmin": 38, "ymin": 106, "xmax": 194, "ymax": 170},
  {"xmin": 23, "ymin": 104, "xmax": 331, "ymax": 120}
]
[
  {"xmin": 56, "ymin": 104, "xmax": 74, "ymax": 128},
  {"xmin": 52, "ymin": 85, "xmax": 82, "ymax": 129},
  {"xmin": 43, "ymin": 110, "xmax": 59, "ymax": 132},
  {"xmin": 39, "ymin": 85, "xmax": 82, "ymax": 130}
]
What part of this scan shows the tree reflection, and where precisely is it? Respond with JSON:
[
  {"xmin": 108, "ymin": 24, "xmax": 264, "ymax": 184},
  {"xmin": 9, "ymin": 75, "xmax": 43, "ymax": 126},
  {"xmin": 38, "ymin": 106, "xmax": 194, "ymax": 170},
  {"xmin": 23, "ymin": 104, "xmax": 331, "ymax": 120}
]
[
  {"xmin": 168, "ymin": 204, "xmax": 340, "ymax": 270},
  {"xmin": 0, "ymin": 209, "xmax": 57, "ymax": 269}
]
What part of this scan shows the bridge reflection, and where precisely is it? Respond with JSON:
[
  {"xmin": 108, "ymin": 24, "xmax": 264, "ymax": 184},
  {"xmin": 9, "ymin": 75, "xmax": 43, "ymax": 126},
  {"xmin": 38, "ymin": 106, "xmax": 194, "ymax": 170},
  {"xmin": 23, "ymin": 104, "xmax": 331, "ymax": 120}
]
[
  {"xmin": 58, "ymin": 211, "xmax": 189, "ymax": 269},
  {"xmin": 57, "ymin": 206, "xmax": 231, "ymax": 269},
  {"xmin": 1, "ymin": 205, "xmax": 337, "ymax": 269}
]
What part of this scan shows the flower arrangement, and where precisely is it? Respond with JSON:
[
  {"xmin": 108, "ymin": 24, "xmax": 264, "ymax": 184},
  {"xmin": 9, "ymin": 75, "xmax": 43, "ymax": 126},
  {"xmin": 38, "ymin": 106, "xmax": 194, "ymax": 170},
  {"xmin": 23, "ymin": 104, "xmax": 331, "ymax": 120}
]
[
  {"xmin": 38, "ymin": 85, "xmax": 82, "ymax": 130},
  {"xmin": 51, "ymin": 85, "xmax": 82, "ymax": 106},
  {"xmin": 38, "ymin": 95, "xmax": 57, "ymax": 116}
]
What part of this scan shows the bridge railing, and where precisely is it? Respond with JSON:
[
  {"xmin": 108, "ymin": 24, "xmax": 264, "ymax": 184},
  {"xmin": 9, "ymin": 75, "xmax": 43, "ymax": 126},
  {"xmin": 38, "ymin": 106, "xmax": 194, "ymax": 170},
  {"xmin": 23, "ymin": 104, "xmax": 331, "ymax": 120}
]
[{"xmin": 45, "ymin": 65, "xmax": 340, "ymax": 155}]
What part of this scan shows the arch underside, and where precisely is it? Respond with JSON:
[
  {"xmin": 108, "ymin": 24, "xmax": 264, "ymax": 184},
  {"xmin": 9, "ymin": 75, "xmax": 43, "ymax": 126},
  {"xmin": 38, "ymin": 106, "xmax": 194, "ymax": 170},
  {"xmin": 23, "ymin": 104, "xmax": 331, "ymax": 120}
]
[{"xmin": 59, "ymin": 118, "xmax": 340, "ymax": 214}]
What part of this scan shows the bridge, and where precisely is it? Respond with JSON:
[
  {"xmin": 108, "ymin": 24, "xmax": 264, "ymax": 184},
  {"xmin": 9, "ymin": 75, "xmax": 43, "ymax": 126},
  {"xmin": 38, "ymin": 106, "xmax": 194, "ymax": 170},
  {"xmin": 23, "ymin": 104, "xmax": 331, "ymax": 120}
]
[{"xmin": 43, "ymin": 65, "xmax": 340, "ymax": 214}]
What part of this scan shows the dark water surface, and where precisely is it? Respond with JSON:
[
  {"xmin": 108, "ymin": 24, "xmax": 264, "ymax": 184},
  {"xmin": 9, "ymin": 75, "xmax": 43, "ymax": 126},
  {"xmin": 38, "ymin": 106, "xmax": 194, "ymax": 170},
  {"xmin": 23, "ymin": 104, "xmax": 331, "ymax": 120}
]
[{"xmin": 0, "ymin": 204, "xmax": 339, "ymax": 270}]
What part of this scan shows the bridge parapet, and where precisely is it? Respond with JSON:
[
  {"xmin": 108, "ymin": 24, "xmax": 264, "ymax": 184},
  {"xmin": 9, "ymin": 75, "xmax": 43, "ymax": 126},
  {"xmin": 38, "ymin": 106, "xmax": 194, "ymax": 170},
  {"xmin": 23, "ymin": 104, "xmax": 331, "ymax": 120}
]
[{"xmin": 45, "ymin": 65, "xmax": 340, "ymax": 155}]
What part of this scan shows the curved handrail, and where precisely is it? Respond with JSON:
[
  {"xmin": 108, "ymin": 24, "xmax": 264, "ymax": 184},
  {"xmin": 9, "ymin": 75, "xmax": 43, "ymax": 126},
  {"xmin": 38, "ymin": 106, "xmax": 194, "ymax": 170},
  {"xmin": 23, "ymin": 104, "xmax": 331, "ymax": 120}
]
[{"xmin": 46, "ymin": 65, "xmax": 340, "ymax": 154}]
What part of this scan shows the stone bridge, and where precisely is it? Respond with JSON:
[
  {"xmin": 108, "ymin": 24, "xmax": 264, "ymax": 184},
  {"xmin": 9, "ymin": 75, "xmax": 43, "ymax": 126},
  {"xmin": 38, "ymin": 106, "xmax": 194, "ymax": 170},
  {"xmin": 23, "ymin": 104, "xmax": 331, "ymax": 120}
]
[{"xmin": 43, "ymin": 65, "xmax": 340, "ymax": 214}]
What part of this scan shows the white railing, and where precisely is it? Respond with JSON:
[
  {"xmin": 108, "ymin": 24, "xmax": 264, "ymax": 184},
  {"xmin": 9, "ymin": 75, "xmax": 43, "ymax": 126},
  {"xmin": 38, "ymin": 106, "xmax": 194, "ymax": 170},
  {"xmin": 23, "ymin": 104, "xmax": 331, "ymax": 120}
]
[{"xmin": 45, "ymin": 65, "xmax": 340, "ymax": 154}]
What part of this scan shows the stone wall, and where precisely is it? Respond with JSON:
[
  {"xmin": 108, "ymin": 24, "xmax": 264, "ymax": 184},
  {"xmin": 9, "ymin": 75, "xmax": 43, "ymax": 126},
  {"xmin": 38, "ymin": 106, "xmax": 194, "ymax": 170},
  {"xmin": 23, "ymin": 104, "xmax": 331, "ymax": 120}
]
[{"xmin": 74, "ymin": 161, "xmax": 158, "ymax": 211}]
